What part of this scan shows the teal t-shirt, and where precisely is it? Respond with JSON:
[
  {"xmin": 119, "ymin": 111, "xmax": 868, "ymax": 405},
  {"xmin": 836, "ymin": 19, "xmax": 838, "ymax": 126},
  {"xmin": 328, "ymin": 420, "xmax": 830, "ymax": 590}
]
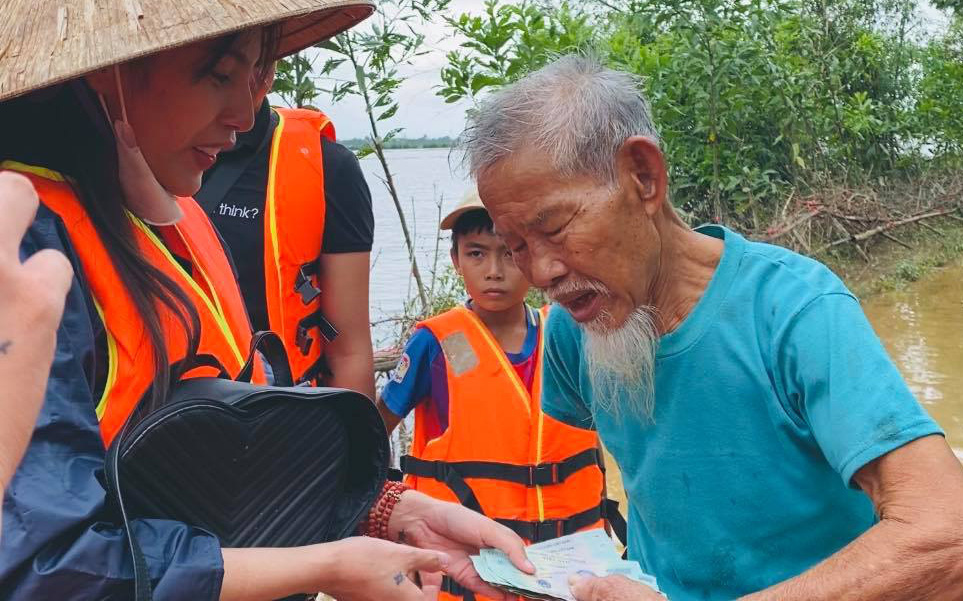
[{"xmin": 541, "ymin": 225, "xmax": 941, "ymax": 600}]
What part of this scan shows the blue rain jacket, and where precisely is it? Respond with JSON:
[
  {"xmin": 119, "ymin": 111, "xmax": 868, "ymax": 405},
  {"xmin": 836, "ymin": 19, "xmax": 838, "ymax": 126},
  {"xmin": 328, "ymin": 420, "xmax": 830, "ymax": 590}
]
[{"xmin": 1, "ymin": 206, "xmax": 224, "ymax": 599}]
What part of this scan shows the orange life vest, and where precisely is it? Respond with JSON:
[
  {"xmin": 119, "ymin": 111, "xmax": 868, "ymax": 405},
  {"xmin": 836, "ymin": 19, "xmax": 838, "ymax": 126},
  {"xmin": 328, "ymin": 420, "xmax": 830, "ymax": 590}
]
[
  {"xmin": 263, "ymin": 107, "xmax": 338, "ymax": 384},
  {"xmin": 402, "ymin": 305, "xmax": 606, "ymax": 600},
  {"xmin": 2, "ymin": 161, "xmax": 261, "ymax": 446}
]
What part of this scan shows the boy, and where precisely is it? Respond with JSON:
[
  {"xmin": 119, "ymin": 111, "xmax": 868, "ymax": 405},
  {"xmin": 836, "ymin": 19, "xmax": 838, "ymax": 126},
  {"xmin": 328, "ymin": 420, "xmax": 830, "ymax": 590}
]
[{"xmin": 377, "ymin": 193, "xmax": 611, "ymax": 601}]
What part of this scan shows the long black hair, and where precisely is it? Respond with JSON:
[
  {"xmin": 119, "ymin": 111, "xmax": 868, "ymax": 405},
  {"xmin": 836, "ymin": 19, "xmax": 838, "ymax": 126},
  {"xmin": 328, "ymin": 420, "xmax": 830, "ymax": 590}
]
[{"xmin": 0, "ymin": 26, "xmax": 280, "ymax": 414}]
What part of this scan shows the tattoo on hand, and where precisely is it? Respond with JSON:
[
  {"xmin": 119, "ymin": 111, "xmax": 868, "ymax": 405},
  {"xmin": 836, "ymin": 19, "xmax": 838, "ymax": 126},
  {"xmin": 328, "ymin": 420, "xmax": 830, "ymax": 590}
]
[
  {"xmin": 394, "ymin": 573, "xmax": 405, "ymax": 586},
  {"xmin": 0, "ymin": 340, "xmax": 10, "ymax": 355},
  {"xmin": 398, "ymin": 529, "xmax": 407, "ymax": 544}
]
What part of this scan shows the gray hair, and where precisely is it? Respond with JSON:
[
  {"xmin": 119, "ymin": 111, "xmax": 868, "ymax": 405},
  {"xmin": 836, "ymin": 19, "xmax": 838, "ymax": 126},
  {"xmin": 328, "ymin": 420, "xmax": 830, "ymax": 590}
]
[{"xmin": 461, "ymin": 54, "xmax": 660, "ymax": 184}]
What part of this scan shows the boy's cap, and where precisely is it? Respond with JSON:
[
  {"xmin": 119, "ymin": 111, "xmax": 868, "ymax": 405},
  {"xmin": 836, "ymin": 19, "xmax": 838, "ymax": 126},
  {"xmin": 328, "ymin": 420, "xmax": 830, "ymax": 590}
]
[{"xmin": 440, "ymin": 190, "xmax": 488, "ymax": 230}]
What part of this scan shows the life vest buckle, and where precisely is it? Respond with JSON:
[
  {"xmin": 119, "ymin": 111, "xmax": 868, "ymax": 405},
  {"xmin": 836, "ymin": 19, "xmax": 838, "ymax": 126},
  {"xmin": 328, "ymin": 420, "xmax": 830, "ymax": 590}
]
[
  {"xmin": 528, "ymin": 463, "xmax": 560, "ymax": 487},
  {"xmin": 533, "ymin": 519, "xmax": 565, "ymax": 541},
  {"xmin": 295, "ymin": 264, "xmax": 322, "ymax": 305}
]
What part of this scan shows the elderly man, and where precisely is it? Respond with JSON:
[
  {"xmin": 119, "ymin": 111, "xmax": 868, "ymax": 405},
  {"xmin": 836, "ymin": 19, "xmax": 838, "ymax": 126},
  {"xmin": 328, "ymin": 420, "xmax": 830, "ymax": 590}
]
[{"xmin": 463, "ymin": 55, "xmax": 963, "ymax": 601}]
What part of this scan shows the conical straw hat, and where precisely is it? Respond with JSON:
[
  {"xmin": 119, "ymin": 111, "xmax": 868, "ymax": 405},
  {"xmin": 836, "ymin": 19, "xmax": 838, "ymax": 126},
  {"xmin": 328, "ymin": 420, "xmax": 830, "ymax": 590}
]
[{"xmin": 0, "ymin": 0, "xmax": 375, "ymax": 102}]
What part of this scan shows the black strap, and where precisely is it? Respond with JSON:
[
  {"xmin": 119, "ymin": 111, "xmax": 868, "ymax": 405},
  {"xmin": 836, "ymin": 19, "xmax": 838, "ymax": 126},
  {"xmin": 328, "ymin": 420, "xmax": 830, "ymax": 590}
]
[
  {"xmin": 237, "ymin": 330, "xmax": 294, "ymax": 386},
  {"xmin": 295, "ymin": 309, "xmax": 340, "ymax": 357},
  {"xmin": 603, "ymin": 497, "xmax": 629, "ymax": 548},
  {"xmin": 401, "ymin": 454, "xmax": 486, "ymax": 513},
  {"xmin": 105, "ymin": 421, "xmax": 153, "ymax": 600},
  {"xmin": 401, "ymin": 447, "xmax": 599, "ymax": 488},
  {"xmin": 496, "ymin": 502, "xmax": 606, "ymax": 543},
  {"xmin": 175, "ymin": 353, "xmax": 231, "ymax": 379},
  {"xmin": 441, "ymin": 575, "xmax": 476, "ymax": 600}
]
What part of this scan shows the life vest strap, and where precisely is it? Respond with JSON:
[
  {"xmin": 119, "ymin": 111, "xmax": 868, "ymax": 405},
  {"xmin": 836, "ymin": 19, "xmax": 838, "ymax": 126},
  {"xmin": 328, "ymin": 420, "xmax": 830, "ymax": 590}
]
[
  {"xmin": 441, "ymin": 576, "xmax": 476, "ymax": 600},
  {"xmin": 401, "ymin": 447, "xmax": 601, "ymax": 488},
  {"xmin": 496, "ymin": 502, "xmax": 607, "ymax": 543},
  {"xmin": 603, "ymin": 497, "xmax": 629, "ymax": 548}
]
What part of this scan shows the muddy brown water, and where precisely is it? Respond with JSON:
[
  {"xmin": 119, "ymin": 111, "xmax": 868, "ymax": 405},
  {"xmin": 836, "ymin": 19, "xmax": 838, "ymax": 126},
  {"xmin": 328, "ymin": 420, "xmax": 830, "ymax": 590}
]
[
  {"xmin": 605, "ymin": 261, "xmax": 963, "ymax": 510},
  {"xmin": 862, "ymin": 262, "xmax": 963, "ymax": 457}
]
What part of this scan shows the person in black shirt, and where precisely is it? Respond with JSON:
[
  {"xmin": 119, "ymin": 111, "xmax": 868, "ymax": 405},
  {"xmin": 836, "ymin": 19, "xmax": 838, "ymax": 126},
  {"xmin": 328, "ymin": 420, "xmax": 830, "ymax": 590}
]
[{"xmin": 196, "ymin": 67, "xmax": 376, "ymax": 398}]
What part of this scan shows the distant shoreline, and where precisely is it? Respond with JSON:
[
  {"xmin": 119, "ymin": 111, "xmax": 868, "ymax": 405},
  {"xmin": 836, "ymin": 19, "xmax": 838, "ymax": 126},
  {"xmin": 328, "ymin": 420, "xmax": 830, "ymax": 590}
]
[{"xmin": 339, "ymin": 136, "xmax": 453, "ymax": 151}]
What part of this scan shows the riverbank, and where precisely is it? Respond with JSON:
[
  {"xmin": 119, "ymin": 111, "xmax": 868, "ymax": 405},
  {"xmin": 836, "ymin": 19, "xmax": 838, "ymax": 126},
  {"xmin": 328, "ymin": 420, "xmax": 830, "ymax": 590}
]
[
  {"xmin": 753, "ymin": 170, "xmax": 963, "ymax": 299},
  {"xmin": 823, "ymin": 217, "xmax": 963, "ymax": 298}
]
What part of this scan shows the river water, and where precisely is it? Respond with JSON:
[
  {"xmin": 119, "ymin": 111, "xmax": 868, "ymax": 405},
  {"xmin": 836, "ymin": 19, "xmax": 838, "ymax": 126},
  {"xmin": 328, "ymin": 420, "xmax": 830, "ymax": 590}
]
[
  {"xmin": 361, "ymin": 148, "xmax": 471, "ymax": 346},
  {"xmin": 862, "ymin": 263, "xmax": 963, "ymax": 455},
  {"xmin": 362, "ymin": 148, "xmax": 963, "ymax": 458}
]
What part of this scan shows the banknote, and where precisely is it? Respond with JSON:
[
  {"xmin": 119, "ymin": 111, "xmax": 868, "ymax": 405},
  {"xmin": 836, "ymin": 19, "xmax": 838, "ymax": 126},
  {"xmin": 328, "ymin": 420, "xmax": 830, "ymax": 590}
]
[{"xmin": 470, "ymin": 530, "xmax": 661, "ymax": 601}]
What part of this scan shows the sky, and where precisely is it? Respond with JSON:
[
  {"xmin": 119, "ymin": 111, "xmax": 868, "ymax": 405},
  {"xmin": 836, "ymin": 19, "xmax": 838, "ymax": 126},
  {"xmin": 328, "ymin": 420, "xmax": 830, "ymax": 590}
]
[
  {"xmin": 269, "ymin": 0, "xmax": 489, "ymax": 140},
  {"xmin": 270, "ymin": 0, "xmax": 954, "ymax": 140}
]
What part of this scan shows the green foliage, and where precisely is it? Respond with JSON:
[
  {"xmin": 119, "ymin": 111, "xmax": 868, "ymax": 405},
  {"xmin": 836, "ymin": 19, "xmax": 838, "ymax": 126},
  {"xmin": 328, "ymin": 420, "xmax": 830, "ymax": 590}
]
[
  {"xmin": 273, "ymin": 53, "xmax": 321, "ymax": 108},
  {"xmin": 439, "ymin": 0, "xmax": 596, "ymax": 102},
  {"xmin": 932, "ymin": 0, "xmax": 963, "ymax": 12},
  {"xmin": 440, "ymin": 0, "xmax": 963, "ymax": 227}
]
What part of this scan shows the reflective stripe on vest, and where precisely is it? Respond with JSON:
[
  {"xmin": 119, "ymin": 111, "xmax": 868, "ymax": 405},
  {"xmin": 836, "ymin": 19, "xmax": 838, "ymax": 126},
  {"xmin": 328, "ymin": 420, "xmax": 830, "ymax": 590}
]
[
  {"xmin": 405, "ymin": 305, "xmax": 605, "ymax": 545},
  {"xmin": 2, "ymin": 161, "xmax": 260, "ymax": 446},
  {"xmin": 264, "ymin": 107, "xmax": 337, "ymax": 384}
]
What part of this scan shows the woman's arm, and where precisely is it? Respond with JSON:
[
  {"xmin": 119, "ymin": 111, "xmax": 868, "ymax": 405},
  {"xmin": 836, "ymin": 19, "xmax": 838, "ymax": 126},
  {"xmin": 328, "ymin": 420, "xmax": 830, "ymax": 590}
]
[
  {"xmin": 317, "ymin": 251, "xmax": 375, "ymax": 399},
  {"xmin": 1, "ymin": 203, "xmax": 225, "ymax": 600},
  {"xmin": 221, "ymin": 538, "xmax": 448, "ymax": 601}
]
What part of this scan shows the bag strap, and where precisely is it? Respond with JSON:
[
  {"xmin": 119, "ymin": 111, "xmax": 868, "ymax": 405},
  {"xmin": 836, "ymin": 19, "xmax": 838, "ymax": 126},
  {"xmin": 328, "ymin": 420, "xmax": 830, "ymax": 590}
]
[
  {"xmin": 105, "ymin": 422, "xmax": 153, "ymax": 600},
  {"xmin": 236, "ymin": 330, "xmax": 294, "ymax": 386}
]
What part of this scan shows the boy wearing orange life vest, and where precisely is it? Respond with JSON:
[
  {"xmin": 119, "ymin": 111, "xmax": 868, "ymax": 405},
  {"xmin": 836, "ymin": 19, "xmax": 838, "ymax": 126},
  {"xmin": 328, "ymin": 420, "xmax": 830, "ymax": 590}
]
[{"xmin": 376, "ymin": 193, "xmax": 612, "ymax": 601}]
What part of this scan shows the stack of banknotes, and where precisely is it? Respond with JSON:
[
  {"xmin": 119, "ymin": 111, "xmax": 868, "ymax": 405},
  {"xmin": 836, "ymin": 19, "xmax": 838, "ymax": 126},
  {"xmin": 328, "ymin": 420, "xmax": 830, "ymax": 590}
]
[{"xmin": 470, "ymin": 529, "xmax": 661, "ymax": 600}]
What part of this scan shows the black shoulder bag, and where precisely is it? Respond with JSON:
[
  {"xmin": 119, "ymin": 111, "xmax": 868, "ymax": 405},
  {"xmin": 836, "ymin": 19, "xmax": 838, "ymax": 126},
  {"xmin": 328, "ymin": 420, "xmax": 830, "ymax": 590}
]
[{"xmin": 105, "ymin": 332, "xmax": 389, "ymax": 600}]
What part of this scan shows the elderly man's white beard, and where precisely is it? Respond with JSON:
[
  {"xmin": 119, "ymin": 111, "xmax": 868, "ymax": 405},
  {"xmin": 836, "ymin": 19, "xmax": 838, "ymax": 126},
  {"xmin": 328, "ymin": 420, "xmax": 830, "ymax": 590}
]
[
  {"xmin": 582, "ymin": 306, "xmax": 660, "ymax": 421},
  {"xmin": 546, "ymin": 278, "xmax": 660, "ymax": 420}
]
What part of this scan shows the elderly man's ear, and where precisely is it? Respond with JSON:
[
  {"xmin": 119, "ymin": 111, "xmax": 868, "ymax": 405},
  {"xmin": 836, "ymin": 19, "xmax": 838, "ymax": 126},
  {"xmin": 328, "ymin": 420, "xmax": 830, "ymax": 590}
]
[{"xmin": 616, "ymin": 136, "xmax": 668, "ymax": 217}]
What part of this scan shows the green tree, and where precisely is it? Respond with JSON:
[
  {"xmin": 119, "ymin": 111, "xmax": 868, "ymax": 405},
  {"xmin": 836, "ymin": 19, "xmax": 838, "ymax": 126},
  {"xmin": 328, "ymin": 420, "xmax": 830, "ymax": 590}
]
[{"xmin": 439, "ymin": 0, "xmax": 961, "ymax": 226}]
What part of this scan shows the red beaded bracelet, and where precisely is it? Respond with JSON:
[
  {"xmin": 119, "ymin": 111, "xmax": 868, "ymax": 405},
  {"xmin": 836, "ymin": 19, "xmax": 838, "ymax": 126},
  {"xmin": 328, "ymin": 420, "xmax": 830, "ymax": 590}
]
[{"xmin": 362, "ymin": 481, "xmax": 410, "ymax": 541}]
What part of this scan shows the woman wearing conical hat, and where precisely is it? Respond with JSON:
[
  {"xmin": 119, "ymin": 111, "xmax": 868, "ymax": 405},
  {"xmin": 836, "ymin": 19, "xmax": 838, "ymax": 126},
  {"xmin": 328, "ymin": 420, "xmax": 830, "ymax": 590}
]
[{"xmin": 0, "ymin": 2, "xmax": 530, "ymax": 599}]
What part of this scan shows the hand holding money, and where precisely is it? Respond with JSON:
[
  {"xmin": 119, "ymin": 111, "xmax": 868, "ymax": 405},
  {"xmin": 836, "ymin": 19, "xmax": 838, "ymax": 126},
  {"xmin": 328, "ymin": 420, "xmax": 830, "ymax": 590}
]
[
  {"xmin": 470, "ymin": 530, "xmax": 662, "ymax": 601},
  {"xmin": 569, "ymin": 574, "xmax": 667, "ymax": 601}
]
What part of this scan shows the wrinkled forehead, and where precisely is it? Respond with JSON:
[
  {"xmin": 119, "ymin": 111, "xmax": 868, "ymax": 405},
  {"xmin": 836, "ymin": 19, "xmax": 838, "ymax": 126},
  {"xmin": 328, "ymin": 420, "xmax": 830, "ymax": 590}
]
[{"xmin": 477, "ymin": 154, "xmax": 560, "ymax": 227}]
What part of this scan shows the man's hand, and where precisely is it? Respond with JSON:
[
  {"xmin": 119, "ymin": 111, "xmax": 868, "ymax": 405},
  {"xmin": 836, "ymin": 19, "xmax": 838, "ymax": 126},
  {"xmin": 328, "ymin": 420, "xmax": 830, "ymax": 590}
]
[{"xmin": 569, "ymin": 574, "xmax": 665, "ymax": 601}]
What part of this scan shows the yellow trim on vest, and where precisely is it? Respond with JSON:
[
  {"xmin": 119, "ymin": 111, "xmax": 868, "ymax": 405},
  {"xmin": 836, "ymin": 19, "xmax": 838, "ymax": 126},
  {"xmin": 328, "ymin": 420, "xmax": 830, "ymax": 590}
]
[
  {"xmin": 534, "ymin": 306, "xmax": 549, "ymax": 522},
  {"xmin": 458, "ymin": 306, "xmax": 532, "ymax": 417},
  {"xmin": 265, "ymin": 109, "xmax": 286, "ymax": 338},
  {"xmin": 0, "ymin": 160, "xmax": 67, "ymax": 182},
  {"xmin": 130, "ymin": 216, "xmax": 245, "ymax": 365},
  {"xmin": 459, "ymin": 305, "xmax": 546, "ymax": 518},
  {"xmin": 170, "ymin": 219, "xmax": 245, "ymax": 363},
  {"xmin": 92, "ymin": 298, "xmax": 119, "ymax": 421}
]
